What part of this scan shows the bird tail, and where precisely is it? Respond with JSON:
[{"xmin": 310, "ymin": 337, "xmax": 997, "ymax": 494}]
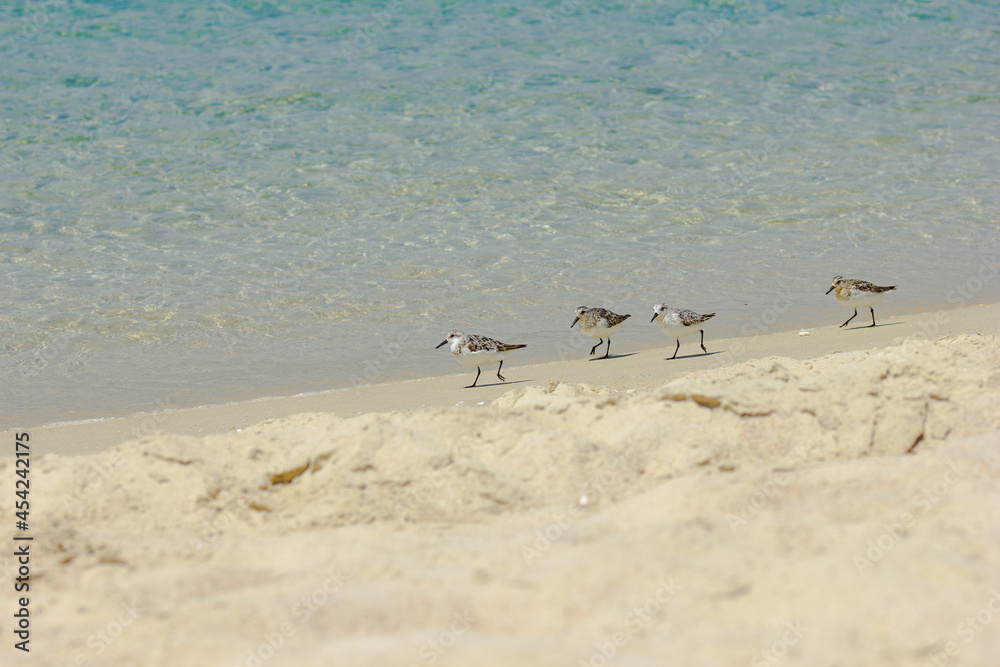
[{"xmin": 499, "ymin": 344, "xmax": 527, "ymax": 352}]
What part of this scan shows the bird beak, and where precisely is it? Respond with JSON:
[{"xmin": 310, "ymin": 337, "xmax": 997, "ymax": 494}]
[
  {"xmin": 435, "ymin": 340, "xmax": 448, "ymax": 349},
  {"xmin": 825, "ymin": 285, "xmax": 835, "ymax": 295},
  {"xmin": 570, "ymin": 316, "xmax": 579, "ymax": 328},
  {"xmin": 650, "ymin": 313, "xmax": 658, "ymax": 323}
]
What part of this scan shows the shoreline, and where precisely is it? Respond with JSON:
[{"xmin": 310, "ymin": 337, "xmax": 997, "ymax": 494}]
[{"xmin": 5, "ymin": 301, "xmax": 998, "ymax": 457}]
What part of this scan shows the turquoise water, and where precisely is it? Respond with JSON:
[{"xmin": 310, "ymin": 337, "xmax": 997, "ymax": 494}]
[{"xmin": 2, "ymin": 1, "xmax": 999, "ymax": 428}]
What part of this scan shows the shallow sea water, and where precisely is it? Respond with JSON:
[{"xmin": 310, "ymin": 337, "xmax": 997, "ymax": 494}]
[{"xmin": 2, "ymin": 1, "xmax": 999, "ymax": 428}]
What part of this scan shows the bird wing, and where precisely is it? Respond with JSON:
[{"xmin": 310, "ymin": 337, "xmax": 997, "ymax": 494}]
[
  {"xmin": 590, "ymin": 308, "xmax": 630, "ymax": 326},
  {"xmin": 854, "ymin": 280, "xmax": 895, "ymax": 293},
  {"xmin": 679, "ymin": 310, "xmax": 715, "ymax": 326},
  {"xmin": 464, "ymin": 335, "xmax": 501, "ymax": 352}
]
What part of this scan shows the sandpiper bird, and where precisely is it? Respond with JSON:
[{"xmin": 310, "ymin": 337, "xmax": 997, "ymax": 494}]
[
  {"xmin": 436, "ymin": 331, "xmax": 527, "ymax": 388},
  {"xmin": 825, "ymin": 276, "xmax": 896, "ymax": 328},
  {"xmin": 570, "ymin": 306, "xmax": 631, "ymax": 359},
  {"xmin": 651, "ymin": 304, "xmax": 716, "ymax": 360}
]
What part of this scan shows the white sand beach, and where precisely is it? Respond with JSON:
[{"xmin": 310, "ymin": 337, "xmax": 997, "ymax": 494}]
[{"xmin": 2, "ymin": 303, "xmax": 999, "ymax": 666}]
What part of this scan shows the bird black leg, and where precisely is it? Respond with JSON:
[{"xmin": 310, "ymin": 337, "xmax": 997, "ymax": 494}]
[
  {"xmin": 590, "ymin": 339, "xmax": 603, "ymax": 355},
  {"xmin": 602, "ymin": 338, "xmax": 611, "ymax": 359},
  {"xmin": 467, "ymin": 366, "xmax": 482, "ymax": 388},
  {"xmin": 669, "ymin": 338, "xmax": 680, "ymax": 360},
  {"xmin": 840, "ymin": 308, "xmax": 858, "ymax": 328},
  {"xmin": 699, "ymin": 329, "xmax": 708, "ymax": 354},
  {"xmin": 868, "ymin": 307, "xmax": 877, "ymax": 327},
  {"xmin": 497, "ymin": 360, "xmax": 506, "ymax": 382}
]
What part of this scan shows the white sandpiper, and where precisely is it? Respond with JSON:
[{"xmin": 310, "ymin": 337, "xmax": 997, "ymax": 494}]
[
  {"xmin": 651, "ymin": 304, "xmax": 716, "ymax": 360},
  {"xmin": 570, "ymin": 306, "xmax": 631, "ymax": 359},
  {"xmin": 825, "ymin": 276, "xmax": 896, "ymax": 328},
  {"xmin": 436, "ymin": 330, "xmax": 527, "ymax": 388}
]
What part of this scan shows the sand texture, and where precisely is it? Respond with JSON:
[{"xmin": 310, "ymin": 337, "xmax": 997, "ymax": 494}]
[{"xmin": 3, "ymin": 330, "xmax": 1000, "ymax": 666}]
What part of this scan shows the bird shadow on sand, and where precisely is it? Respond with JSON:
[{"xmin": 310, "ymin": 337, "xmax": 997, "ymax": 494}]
[
  {"xmin": 587, "ymin": 352, "xmax": 637, "ymax": 361},
  {"xmin": 843, "ymin": 321, "xmax": 905, "ymax": 331},
  {"xmin": 665, "ymin": 350, "xmax": 726, "ymax": 361},
  {"xmin": 465, "ymin": 379, "xmax": 533, "ymax": 389}
]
